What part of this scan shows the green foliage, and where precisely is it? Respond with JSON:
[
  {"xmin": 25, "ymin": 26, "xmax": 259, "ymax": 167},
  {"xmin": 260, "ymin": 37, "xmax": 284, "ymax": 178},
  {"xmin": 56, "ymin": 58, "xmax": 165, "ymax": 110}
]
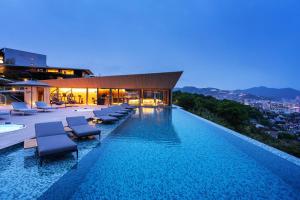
[
  {"xmin": 278, "ymin": 133, "xmax": 297, "ymax": 140},
  {"xmin": 173, "ymin": 91, "xmax": 300, "ymax": 157},
  {"xmin": 173, "ymin": 91, "xmax": 265, "ymax": 132}
]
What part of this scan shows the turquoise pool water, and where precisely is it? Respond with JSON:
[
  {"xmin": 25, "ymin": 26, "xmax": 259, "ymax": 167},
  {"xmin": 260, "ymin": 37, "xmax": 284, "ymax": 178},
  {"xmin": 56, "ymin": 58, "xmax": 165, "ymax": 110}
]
[{"xmin": 39, "ymin": 107, "xmax": 300, "ymax": 200}]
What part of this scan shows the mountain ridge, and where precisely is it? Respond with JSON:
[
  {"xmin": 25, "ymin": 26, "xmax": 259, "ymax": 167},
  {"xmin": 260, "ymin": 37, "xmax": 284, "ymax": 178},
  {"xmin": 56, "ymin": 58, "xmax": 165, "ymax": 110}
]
[{"xmin": 174, "ymin": 86, "xmax": 300, "ymax": 101}]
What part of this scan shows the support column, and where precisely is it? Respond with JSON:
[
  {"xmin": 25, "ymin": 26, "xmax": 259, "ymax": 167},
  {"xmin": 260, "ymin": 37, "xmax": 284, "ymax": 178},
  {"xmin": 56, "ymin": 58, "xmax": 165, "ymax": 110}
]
[
  {"xmin": 117, "ymin": 89, "xmax": 120, "ymax": 104},
  {"xmin": 169, "ymin": 89, "xmax": 173, "ymax": 106},
  {"xmin": 96, "ymin": 88, "xmax": 99, "ymax": 105},
  {"xmin": 109, "ymin": 89, "xmax": 112, "ymax": 106},
  {"xmin": 140, "ymin": 89, "xmax": 143, "ymax": 107},
  {"xmin": 86, "ymin": 88, "xmax": 88, "ymax": 105}
]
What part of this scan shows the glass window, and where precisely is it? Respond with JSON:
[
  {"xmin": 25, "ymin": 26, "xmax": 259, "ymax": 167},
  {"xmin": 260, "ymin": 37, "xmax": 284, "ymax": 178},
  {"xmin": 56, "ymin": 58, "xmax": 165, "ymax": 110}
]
[
  {"xmin": 125, "ymin": 89, "xmax": 140, "ymax": 106},
  {"xmin": 61, "ymin": 69, "xmax": 74, "ymax": 75},
  {"xmin": 98, "ymin": 89, "xmax": 110, "ymax": 105},
  {"xmin": 47, "ymin": 69, "xmax": 59, "ymax": 73},
  {"xmin": 88, "ymin": 88, "xmax": 97, "ymax": 105},
  {"xmin": 72, "ymin": 88, "xmax": 87, "ymax": 104}
]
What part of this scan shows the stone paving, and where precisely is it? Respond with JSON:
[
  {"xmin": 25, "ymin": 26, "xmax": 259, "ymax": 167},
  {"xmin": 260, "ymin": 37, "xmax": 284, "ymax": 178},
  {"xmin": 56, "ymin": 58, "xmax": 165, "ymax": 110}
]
[{"xmin": 0, "ymin": 105, "xmax": 107, "ymax": 149}]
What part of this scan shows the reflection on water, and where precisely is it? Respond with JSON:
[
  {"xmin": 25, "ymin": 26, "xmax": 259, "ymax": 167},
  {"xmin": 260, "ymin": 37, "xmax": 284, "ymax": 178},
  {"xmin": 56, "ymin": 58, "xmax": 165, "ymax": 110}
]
[
  {"xmin": 111, "ymin": 107, "xmax": 181, "ymax": 145},
  {"xmin": 41, "ymin": 107, "xmax": 300, "ymax": 200},
  {"xmin": 0, "ymin": 118, "xmax": 124, "ymax": 199}
]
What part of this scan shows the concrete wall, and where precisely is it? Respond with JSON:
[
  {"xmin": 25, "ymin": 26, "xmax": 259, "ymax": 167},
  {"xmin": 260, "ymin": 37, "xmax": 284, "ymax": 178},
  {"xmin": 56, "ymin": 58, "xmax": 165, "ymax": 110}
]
[{"xmin": 24, "ymin": 87, "xmax": 37, "ymax": 107}]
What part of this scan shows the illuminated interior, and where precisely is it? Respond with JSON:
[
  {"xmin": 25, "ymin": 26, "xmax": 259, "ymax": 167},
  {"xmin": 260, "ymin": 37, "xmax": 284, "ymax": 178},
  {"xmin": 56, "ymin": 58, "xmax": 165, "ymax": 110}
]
[
  {"xmin": 0, "ymin": 54, "xmax": 3, "ymax": 64},
  {"xmin": 112, "ymin": 89, "xmax": 126, "ymax": 104},
  {"xmin": 47, "ymin": 69, "xmax": 59, "ymax": 73},
  {"xmin": 61, "ymin": 69, "xmax": 74, "ymax": 75},
  {"xmin": 88, "ymin": 88, "xmax": 97, "ymax": 105},
  {"xmin": 97, "ymin": 89, "xmax": 110, "ymax": 105},
  {"xmin": 48, "ymin": 87, "xmax": 169, "ymax": 106},
  {"xmin": 72, "ymin": 88, "xmax": 87, "ymax": 104}
]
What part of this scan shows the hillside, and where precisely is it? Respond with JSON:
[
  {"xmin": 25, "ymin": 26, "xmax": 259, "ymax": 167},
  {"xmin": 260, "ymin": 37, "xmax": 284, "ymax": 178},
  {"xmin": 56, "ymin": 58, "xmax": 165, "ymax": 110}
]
[
  {"xmin": 173, "ymin": 91, "xmax": 300, "ymax": 157},
  {"xmin": 239, "ymin": 86, "xmax": 300, "ymax": 101},
  {"xmin": 175, "ymin": 86, "xmax": 300, "ymax": 101}
]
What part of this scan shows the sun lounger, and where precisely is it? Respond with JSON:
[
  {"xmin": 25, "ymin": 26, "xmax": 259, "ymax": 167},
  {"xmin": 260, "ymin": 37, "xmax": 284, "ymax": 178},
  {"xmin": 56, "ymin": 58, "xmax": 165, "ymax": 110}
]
[
  {"xmin": 112, "ymin": 106, "xmax": 131, "ymax": 113},
  {"xmin": 36, "ymin": 101, "xmax": 54, "ymax": 112},
  {"xmin": 121, "ymin": 103, "xmax": 136, "ymax": 110},
  {"xmin": 102, "ymin": 108, "xmax": 125, "ymax": 118},
  {"xmin": 35, "ymin": 121, "xmax": 78, "ymax": 163},
  {"xmin": 106, "ymin": 106, "xmax": 130, "ymax": 114},
  {"xmin": 66, "ymin": 116, "xmax": 101, "ymax": 138},
  {"xmin": 11, "ymin": 102, "xmax": 37, "ymax": 115},
  {"xmin": 93, "ymin": 110, "xmax": 119, "ymax": 123},
  {"xmin": 0, "ymin": 110, "xmax": 10, "ymax": 118}
]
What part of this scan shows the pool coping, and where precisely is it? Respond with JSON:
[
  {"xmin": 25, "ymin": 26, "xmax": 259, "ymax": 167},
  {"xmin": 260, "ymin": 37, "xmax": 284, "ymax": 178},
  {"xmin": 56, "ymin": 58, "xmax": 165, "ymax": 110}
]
[{"xmin": 175, "ymin": 106, "xmax": 300, "ymax": 167}]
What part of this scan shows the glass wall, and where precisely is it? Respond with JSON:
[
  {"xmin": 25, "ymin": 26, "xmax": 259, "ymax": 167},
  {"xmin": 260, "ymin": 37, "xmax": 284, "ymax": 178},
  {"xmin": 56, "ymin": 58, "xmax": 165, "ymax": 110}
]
[
  {"xmin": 142, "ymin": 90, "xmax": 168, "ymax": 106},
  {"xmin": 88, "ymin": 88, "xmax": 97, "ymax": 105},
  {"xmin": 97, "ymin": 89, "xmax": 110, "ymax": 105},
  {"xmin": 48, "ymin": 87, "xmax": 170, "ymax": 106},
  {"xmin": 125, "ymin": 89, "xmax": 141, "ymax": 106},
  {"xmin": 111, "ymin": 89, "xmax": 126, "ymax": 104},
  {"xmin": 72, "ymin": 88, "xmax": 87, "ymax": 104}
]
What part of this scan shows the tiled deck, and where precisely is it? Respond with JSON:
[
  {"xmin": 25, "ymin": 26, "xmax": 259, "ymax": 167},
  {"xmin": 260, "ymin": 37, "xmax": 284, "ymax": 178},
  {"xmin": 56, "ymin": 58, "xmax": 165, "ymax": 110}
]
[{"xmin": 0, "ymin": 105, "xmax": 108, "ymax": 150}]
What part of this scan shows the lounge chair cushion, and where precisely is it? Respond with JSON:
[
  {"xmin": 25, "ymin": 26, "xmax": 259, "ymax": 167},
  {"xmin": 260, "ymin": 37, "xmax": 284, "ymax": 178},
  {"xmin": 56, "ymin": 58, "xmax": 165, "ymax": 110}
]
[
  {"xmin": 37, "ymin": 135, "xmax": 77, "ymax": 157},
  {"xmin": 98, "ymin": 115, "xmax": 118, "ymax": 122},
  {"xmin": 66, "ymin": 116, "xmax": 88, "ymax": 127},
  {"xmin": 36, "ymin": 101, "xmax": 53, "ymax": 110},
  {"xmin": 38, "ymin": 106, "xmax": 52, "ymax": 110},
  {"xmin": 71, "ymin": 125, "xmax": 101, "ymax": 137},
  {"xmin": 109, "ymin": 112, "xmax": 124, "ymax": 117},
  {"xmin": 35, "ymin": 121, "xmax": 66, "ymax": 137},
  {"xmin": 12, "ymin": 102, "xmax": 37, "ymax": 114}
]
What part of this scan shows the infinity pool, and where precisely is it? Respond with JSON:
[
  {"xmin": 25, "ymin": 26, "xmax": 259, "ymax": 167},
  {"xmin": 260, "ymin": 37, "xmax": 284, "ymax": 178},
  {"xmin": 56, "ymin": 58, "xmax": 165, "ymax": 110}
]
[{"xmin": 38, "ymin": 107, "xmax": 300, "ymax": 200}]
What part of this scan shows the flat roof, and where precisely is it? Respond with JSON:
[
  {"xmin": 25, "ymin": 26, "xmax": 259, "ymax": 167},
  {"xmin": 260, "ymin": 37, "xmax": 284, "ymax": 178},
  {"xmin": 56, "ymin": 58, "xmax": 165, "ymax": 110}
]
[
  {"xmin": 43, "ymin": 71, "xmax": 183, "ymax": 89},
  {"xmin": 0, "ymin": 64, "xmax": 93, "ymax": 74}
]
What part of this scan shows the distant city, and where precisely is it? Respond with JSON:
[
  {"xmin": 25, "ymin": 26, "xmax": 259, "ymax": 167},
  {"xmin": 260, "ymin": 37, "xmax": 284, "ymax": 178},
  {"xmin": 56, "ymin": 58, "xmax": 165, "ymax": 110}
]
[{"xmin": 175, "ymin": 86, "xmax": 300, "ymax": 138}]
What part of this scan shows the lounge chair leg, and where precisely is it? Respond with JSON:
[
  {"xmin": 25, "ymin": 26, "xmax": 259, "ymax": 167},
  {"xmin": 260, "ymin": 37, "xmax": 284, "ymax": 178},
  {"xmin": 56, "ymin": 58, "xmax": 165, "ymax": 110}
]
[
  {"xmin": 76, "ymin": 150, "xmax": 78, "ymax": 159},
  {"xmin": 39, "ymin": 157, "xmax": 43, "ymax": 166}
]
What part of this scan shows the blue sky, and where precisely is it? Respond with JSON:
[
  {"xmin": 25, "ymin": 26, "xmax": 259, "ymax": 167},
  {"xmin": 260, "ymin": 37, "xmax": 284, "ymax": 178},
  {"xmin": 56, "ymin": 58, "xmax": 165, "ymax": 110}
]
[{"xmin": 0, "ymin": 0, "xmax": 299, "ymax": 90}]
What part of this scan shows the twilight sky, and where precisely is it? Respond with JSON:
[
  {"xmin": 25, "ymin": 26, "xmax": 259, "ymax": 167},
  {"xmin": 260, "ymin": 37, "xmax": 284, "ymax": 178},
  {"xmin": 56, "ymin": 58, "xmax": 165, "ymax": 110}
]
[{"xmin": 0, "ymin": 0, "xmax": 299, "ymax": 90}]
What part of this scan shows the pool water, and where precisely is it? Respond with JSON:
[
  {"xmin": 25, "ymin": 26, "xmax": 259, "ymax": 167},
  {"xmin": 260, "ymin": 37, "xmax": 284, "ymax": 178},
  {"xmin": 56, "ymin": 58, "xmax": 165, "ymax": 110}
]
[
  {"xmin": 39, "ymin": 107, "xmax": 300, "ymax": 200},
  {"xmin": 0, "ymin": 118, "xmax": 128, "ymax": 199}
]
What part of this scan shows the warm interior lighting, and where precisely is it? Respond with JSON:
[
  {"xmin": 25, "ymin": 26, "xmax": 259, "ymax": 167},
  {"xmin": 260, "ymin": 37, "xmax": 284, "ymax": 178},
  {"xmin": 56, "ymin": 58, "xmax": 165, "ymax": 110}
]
[
  {"xmin": 88, "ymin": 88, "xmax": 97, "ymax": 105},
  {"xmin": 47, "ymin": 69, "xmax": 59, "ymax": 73},
  {"xmin": 61, "ymin": 69, "xmax": 74, "ymax": 75},
  {"xmin": 142, "ymin": 99, "xmax": 163, "ymax": 106},
  {"xmin": 128, "ymin": 99, "xmax": 140, "ymax": 105},
  {"xmin": 59, "ymin": 88, "xmax": 71, "ymax": 93},
  {"xmin": 70, "ymin": 88, "xmax": 87, "ymax": 104},
  {"xmin": 142, "ymin": 107, "xmax": 155, "ymax": 114}
]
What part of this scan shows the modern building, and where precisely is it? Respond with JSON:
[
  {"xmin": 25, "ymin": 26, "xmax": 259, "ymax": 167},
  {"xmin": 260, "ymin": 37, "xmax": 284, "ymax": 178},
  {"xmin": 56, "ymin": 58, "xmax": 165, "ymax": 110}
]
[
  {"xmin": 0, "ymin": 48, "xmax": 182, "ymax": 106},
  {"xmin": 37, "ymin": 71, "xmax": 182, "ymax": 106},
  {"xmin": 0, "ymin": 48, "xmax": 92, "ymax": 81},
  {"xmin": 0, "ymin": 48, "xmax": 93, "ymax": 104}
]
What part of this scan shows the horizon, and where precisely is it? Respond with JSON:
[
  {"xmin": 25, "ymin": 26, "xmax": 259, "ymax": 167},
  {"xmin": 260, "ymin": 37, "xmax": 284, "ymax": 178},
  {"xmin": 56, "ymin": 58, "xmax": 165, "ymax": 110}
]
[
  {"xmin": 0, "ymin": 0, "xmax": 299, "ymax": 90},
  {"xmin": 177, "ymin": 85, "xmax": 300, "ymax": 91}
]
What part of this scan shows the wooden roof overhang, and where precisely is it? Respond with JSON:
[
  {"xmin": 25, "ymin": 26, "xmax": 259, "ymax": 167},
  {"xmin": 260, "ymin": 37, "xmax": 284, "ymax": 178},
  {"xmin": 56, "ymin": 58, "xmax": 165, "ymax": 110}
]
[{"xmin": 42, "ymin": 71, "xmax": 183, "ymax": 89}]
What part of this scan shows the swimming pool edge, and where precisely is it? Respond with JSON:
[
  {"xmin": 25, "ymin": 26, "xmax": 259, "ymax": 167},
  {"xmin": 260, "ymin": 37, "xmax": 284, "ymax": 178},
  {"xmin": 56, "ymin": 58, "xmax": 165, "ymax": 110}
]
[{"xmin": 175, "ymin": 106, "xmax": 300, "ymax": 167}]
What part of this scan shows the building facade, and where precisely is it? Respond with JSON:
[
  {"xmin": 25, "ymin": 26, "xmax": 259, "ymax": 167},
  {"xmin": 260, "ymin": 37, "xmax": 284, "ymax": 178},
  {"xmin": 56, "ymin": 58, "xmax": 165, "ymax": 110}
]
[
  {"xmin": 41, "ymin": 71, "xmax": 182, "ymax": 106},
  {"xmin": 0, "ymin": 48, "xmax": 92, "ymax": 81},
  {"xmin": 0, "ymin": 48, "xmax": 182, "ymax": 107},
  {"xmin": 0, "ymin": 48, "xmax": 93, "ymax": 105}
]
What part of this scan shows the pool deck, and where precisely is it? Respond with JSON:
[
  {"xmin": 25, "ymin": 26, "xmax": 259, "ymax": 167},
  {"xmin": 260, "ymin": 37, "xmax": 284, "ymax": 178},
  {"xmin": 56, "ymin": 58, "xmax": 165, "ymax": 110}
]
[{"xmin": 0, "ymin": 105, "xmax": 107, "ymax": 150}]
